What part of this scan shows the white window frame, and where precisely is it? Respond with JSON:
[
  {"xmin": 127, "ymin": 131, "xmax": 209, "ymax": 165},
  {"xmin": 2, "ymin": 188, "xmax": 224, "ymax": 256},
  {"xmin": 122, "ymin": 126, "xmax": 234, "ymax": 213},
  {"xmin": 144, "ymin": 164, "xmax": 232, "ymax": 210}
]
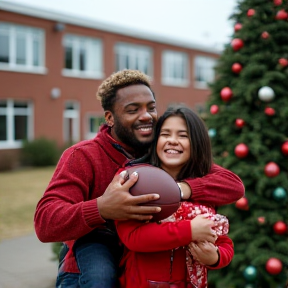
[
  {"xmin": 0, "ymin": 99, "xmax": 34, "ymax": 149},
  {"xmin": 63, "ymin": 101, "xmax": 80, "ymax": 144},
  {"xmin": 85, "ymin": 114, "xmax": 105, "ymax": 140},
  {"xmin": 115, "ymin": 43, "xmax": 153, "ymax": 76},
  {"xmin": 62, "ymin": 34, "xmax": 103, "ymax": 79},
  {"xmin": 161, "ymin": 50, "xmax": 189, "ymax": 87},
  {"xmin": 0, "ymin": 22, "xmax": 46, "ymax": 74},
  {"xmin": 194, "ymin": 56, "xmax": 217, "ymax": 89}
]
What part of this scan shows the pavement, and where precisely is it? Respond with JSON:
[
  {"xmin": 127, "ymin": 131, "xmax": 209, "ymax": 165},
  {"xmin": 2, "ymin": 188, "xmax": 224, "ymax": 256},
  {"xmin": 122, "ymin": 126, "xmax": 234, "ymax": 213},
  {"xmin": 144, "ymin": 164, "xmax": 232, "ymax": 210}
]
[{"xmin": 0, "ymin": 233, "xmax": 58, "ymax": 288}]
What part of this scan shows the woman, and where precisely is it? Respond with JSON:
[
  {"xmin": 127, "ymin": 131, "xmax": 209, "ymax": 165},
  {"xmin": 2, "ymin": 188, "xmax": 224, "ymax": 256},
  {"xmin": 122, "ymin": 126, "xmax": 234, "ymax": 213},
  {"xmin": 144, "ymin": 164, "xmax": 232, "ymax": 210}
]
[{"xmin": 116, "ymin": 104, "xmax": 234, "ymax": 288}]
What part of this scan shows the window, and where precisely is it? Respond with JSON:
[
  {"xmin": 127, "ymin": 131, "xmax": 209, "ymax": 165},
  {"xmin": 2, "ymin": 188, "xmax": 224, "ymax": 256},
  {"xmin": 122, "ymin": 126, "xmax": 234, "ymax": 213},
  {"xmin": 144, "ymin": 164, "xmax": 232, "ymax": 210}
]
[
  {"xmin": 162, "ymin": 50, "xmax": 189, "ymax": 86},
  {"xmin": 0, "ymin": 22, "xmax": 45, "ymax": 73},
  {"xmin": 63, "ymin": 101, "xmax": 80, "ymax": 144},
  {"xmin": 63, "ymin": 34, "xmax": 103, "ymax": 78},
  {"xmin": 0, "ymin": 100, "xmax": 33, "ymax": 149},
  {"xmin": 115, "ymin": 43, "xmax": 152, "ymax": 75},
  {"xmin": 86, "ymin": 115, "xmax": 105, "ymax": 139},
  {"xmin": 194, "ymin": 56, "xmax": 217, "ymax": 88}
]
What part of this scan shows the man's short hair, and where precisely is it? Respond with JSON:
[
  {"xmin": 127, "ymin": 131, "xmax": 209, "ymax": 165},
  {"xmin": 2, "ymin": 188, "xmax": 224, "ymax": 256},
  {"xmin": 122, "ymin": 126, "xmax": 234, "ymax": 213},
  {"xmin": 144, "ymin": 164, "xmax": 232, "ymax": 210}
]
[{"xmin": 96, "ymin": 69, "xmax": 154, "ymax": 111}]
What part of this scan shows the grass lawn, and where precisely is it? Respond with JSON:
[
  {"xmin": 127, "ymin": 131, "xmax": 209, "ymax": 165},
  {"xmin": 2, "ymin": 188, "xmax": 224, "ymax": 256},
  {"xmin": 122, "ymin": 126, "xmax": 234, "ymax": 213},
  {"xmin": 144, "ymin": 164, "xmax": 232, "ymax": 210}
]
[{"xmin": 0, "ymin": 166, "xmax": 55, "ymax": 241}]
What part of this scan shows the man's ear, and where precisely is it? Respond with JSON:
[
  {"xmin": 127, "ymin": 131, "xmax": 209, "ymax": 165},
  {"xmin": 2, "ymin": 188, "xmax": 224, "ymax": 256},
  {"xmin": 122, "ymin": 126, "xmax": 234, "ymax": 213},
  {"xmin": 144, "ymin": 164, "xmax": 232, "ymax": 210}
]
[{"xmin": 105, "ymin": 111, "xmax": 114, "ymax": 127}]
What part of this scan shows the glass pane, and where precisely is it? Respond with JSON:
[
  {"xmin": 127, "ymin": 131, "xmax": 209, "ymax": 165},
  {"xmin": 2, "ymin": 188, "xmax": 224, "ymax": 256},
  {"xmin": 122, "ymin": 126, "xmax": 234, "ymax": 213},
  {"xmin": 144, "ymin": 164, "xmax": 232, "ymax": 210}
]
[
  {"xmin": 90, "ymin": 117, "xmax": 105, "ymax": 133},
  {"xmin": 65, "ymin": 46, "xmax": 73, "ymax": 69},
  {"xmin": 79, "ymin": 45, "xmax": 86, "ymax": 71},
  {"xmin": 16, "ymin": 34, "xmax": 27, "ymax": 65},
  {"xmin": 89, "ymin": 117, "xmax": 96, "ymax": 133},
  {"xmin": 0, "ymin": 34, "xmax": 9, "ymax": 63},
  {"xmin": 65, "ymin": 102, "xmax": 75, "ymax": 110},
  {"xmin": 0, "ymin": 115, "xmax": 7, "ymax": 141},
  {"xmin": 0, "ymin": 101, "xmax": 7, "ymax": 108},
  {"xmin": 14, "ymin": 102, "xmax": 28, "ymax": 108},
  {"xmin": 14, "ymin": 115, "xmax": 27, "ymax": 140},
  {"xmin": 33, "ymin": 38, "xmax": 40, "ymax": 66}
]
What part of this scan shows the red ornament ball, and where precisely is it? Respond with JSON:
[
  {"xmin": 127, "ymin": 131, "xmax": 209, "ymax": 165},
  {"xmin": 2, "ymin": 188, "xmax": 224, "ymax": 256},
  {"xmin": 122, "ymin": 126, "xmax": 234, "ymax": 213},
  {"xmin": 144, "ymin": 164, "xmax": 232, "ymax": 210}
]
[
  {"xmin": 232, "ymin": 63, "xmax": 243, "ymax": 73},
  {"xmin": 234, "ymin": 23, "xmax": 242, "ymax": 32},
  {"xmin": 247, "ymin": 9, "xmax": 255, "ymax": 17},
  {"xmin": 276, "ymin": 10, "xmax": 288, "ymax": 20},
  {"xmin": 265, "ymin": 107, "xmax": 275, "ymax": 116},
  {"xmin": 279, "ymin": 58, "xmax": 288, "ymax": 67},
  {"xmin": 231, "ymin": 38, "xmax": 244, "ymax": 51},
  {"xmin": 258, "ymin": 216, "xmax": 266, "ymax": 224},
  {"xmin": 210, "ymin": 105, "xmax": 219, "ymax": 115},
  {"xmin": 234, "ymin": 143, "xmax": 249, "ymax": 158},
  {"xmin": 264, "ymin": 162, "xmax": 280, "ymax": 177},
  {"xmin": 266, "ymin": 258, "xmax": 283, "ymax": 275},
  {"xmin": 235, "ymin": 197, "xmax": 249, "ymax": 210},
  {"xmin": 281, "ymin": 142, "xmax": 288, "ymax": 155},
  {"xmin": 273, "ymin": 221, "xmax": 287, "ymax": 235},
  {"xmin": 220, "ymin": 87, "xmax": 233, "ymax": 102},
  {"xmin": 274, "ymin": 0, "xmax": 282, "ymax": 5},
  {"xmin": 261, "ymin": 31, "xmax": 270, "ymax": 39},
  {"xmin": 235, "ymin": 118, "xmax": 245, "ymax": 128}
]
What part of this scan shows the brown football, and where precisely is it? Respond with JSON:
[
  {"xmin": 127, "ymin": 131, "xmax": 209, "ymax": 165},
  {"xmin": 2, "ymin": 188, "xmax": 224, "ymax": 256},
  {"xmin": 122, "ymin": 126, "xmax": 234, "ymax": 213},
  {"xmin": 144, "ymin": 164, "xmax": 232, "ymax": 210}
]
[{"xmin": 126, "ymin": 164, "xmax": 181, "ymax": 222}]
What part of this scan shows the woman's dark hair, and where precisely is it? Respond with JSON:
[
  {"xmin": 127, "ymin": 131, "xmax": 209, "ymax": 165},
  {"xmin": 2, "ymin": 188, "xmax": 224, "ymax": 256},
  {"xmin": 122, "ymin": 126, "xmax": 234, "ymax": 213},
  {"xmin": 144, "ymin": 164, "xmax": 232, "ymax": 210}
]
[{"xmin": 149, "ymin": 104, "xmax": 213, "ymax": 180}]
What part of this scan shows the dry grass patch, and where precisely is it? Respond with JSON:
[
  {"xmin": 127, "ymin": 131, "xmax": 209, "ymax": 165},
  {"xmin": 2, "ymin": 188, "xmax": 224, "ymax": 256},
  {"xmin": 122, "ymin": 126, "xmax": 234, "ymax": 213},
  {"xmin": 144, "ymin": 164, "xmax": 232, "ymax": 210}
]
[{"xmin": 0, "ymin": 166, "xmax": 55, "ymax": 240}]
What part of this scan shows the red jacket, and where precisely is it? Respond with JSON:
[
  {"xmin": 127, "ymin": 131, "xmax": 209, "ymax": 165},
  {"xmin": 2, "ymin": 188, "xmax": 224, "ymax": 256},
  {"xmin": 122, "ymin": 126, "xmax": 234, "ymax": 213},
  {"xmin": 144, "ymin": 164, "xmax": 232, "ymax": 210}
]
[
  {"xmin": 116, "ymin": 203, "xmax": 233, "ymax": 288},
  {"xmin": 34, "ymin": 125, "xmax": 244, "ymax": 273}
]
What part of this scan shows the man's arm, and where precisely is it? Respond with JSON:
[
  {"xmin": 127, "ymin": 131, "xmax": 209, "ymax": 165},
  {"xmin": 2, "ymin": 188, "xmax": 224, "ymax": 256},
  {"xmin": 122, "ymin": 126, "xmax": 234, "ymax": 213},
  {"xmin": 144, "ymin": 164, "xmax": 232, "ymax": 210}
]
[{"xmin": 180, "ymin": 164, "xmax": 245, "ymax": 206}]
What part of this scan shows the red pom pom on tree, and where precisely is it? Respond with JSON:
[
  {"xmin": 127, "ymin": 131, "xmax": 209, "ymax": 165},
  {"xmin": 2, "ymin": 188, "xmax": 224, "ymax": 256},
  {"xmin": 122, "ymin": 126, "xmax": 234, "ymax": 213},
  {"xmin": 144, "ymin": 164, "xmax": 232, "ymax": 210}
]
[
  {"xmin": 220, "ymin": 87, "xmax": 233, "ymax": 102},
  {"xmin": 234, "ymin": 23, "xmax": 242, "ymax": 32},
  {"xmin": 210, "ymin": 105, "xmax": 219, "ymax": 115},
  {"xmin": 234, "ymin": 143, "xmax": 249, "ymax": 158},
  {"xmin": 279, "ymin": 58, "xmax": 288, "ymax": 67},
  {"xmin": 281, "ymin": 141, "xmax": 288, "ymax": 155},
  {"xmin": 232, "ymin": 63, "xmax": 243, "ymax": 73},
  {"xmin": 247, "ymin": 9, "xmax": 255, "ymax": 17},
  {"xmin": 264, "ymin": 162, "xmax": 280, "ymax": 177},
  {"xmin": 265, "ymin": 107, "xmax": 275, "ymax": 116},
  {"xmin": 235, "ymin": 118, "xmax": 245, "ymax": 128},
  {"xmin": 275, "ymin": 10, "xmax": 288, "ymax": 20},
  {"xmin": 273, "ymin": 221, "xmax": 287, "ymax": 235},
  {"xmin": 266, "ymin": 258, "xmax": 283, "ymax": 275},
  {"xmin": 235, "ymin": 197, "xmax": 249, "ymax": 210},
  {"xmin": 231, "ymin": 38, "xmax": 244, "ymax": 51}
]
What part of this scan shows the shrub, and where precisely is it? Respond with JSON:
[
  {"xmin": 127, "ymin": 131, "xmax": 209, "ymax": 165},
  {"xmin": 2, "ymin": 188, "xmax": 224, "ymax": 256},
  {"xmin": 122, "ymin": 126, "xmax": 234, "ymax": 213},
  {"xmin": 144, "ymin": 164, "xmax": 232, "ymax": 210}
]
[{"xmin": 21, "ymin": 137, "xmax": 60, "ymax": 166}]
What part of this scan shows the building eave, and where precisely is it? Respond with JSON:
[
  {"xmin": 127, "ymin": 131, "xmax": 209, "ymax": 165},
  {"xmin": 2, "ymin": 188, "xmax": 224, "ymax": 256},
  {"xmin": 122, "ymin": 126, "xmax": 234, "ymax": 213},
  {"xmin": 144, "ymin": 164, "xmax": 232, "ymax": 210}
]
[{"xmin": 0, "ymin": 0, "xmax": 221, "ymax": 55}]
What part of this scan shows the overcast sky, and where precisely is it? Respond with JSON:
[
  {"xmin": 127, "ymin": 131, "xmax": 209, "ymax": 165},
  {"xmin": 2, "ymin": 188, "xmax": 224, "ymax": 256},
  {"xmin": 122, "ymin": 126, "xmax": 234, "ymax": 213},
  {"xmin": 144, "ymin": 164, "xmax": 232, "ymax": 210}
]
[{"xmin": 3, "ymin": 0, "xmax": 239, "ymax": 49}]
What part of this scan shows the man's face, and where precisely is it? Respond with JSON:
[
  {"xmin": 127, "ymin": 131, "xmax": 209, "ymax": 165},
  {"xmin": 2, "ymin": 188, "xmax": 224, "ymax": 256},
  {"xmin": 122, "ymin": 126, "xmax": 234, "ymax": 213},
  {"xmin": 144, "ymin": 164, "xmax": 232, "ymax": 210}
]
[{"xmin": 106, "ymin": 84, "xmax": 157, "ymax": 150}]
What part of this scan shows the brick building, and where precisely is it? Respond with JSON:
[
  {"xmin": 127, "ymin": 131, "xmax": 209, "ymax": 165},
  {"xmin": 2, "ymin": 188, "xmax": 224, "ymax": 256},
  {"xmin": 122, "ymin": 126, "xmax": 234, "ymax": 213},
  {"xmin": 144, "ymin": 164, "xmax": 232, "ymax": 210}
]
[{"xmin": 0, "ymin": 1, "xmax": 220, "ymax": 169}]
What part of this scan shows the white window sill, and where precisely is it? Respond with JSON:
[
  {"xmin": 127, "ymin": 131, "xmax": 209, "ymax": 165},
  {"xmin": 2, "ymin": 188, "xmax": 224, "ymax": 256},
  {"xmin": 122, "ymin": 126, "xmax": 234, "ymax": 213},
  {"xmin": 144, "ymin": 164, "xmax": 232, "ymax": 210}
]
[
  {"xmin": 0, "ymin": 141, "xmax": 23, "ymax": 149},
  {"xmin": 62, "ymin": 69, "xmax": 104, "ymax": 79},
  {"xmin": 161, "ymin": 79, "xmax": 189, "ymax": 88},
  {"xmin": 0, "ymin": 64, "xmax": 47, "ymax": 74},
  {"xmin": 194, "ymin": 81, "xmax": 210, "ymax": 90}
]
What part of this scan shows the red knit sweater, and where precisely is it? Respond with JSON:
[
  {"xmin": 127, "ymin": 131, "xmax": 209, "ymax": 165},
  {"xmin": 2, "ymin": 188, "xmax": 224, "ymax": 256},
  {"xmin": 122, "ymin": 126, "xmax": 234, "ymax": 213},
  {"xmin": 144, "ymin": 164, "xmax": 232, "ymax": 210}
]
[{"xmin": 34, "ymin": 125, "xmax": 244, "ymax": 273}]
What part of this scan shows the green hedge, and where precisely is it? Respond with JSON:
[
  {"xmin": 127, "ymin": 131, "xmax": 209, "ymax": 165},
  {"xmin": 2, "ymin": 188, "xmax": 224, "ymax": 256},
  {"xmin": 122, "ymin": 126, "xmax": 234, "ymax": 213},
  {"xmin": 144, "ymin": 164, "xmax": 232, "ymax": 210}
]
[{"xmin": 21, "ymin": 137, "xmax": 60, "ymax": 166}]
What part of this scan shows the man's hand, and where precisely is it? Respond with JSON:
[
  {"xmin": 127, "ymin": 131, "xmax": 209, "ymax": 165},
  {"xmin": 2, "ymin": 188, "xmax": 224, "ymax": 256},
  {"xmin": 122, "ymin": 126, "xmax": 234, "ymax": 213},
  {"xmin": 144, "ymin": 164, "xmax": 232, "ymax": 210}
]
[
  {"xmin": 190, "ymin": 214, "xmax": 216, "ymax": 243},
  {"xmin": 97, "ymin": 170, "xmax": 161, "ymax": 221},
  {"xmin": 188, "ymin": 241, "xmax": 219, "ymax": 266}
]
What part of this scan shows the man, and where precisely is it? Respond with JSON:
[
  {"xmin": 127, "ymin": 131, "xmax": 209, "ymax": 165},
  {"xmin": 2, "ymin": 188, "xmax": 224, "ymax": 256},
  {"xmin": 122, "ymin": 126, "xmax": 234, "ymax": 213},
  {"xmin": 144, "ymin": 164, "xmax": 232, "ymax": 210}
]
[{"xmin": 34, "ymin": 70, "xmax": 244, "ymax": 288}]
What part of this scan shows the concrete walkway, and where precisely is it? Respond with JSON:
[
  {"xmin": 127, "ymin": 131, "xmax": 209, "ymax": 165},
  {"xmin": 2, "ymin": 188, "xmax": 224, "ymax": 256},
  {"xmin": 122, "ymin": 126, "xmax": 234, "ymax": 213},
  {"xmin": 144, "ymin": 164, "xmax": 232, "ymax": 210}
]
[{"xmin": 0, "ymin": 233, "xmax": 58, "ymax": 288}]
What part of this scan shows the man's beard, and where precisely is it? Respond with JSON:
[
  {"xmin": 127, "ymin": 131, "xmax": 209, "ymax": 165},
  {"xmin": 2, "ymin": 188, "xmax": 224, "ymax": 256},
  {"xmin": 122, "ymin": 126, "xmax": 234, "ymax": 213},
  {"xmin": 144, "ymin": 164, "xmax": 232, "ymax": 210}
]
[{"xmin": 113, "ymin": 118, "xmax": 154, "ymax": 152}]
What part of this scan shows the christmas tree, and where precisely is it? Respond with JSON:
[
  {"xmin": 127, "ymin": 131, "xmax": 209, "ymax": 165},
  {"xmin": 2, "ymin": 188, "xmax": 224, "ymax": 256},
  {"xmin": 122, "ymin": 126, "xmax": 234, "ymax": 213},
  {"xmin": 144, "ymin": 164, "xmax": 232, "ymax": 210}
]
[{"xmin": 204, "ymin": 0, "xmax": 288, "ymax": 287}]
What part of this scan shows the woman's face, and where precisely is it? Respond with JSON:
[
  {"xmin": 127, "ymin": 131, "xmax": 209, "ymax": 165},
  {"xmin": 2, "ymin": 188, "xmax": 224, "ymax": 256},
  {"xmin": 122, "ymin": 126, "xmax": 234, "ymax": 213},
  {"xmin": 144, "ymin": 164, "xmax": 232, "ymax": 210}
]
[{"xmin": 156, "ymin": 115, "xmax": 191, "ymax": 179}]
